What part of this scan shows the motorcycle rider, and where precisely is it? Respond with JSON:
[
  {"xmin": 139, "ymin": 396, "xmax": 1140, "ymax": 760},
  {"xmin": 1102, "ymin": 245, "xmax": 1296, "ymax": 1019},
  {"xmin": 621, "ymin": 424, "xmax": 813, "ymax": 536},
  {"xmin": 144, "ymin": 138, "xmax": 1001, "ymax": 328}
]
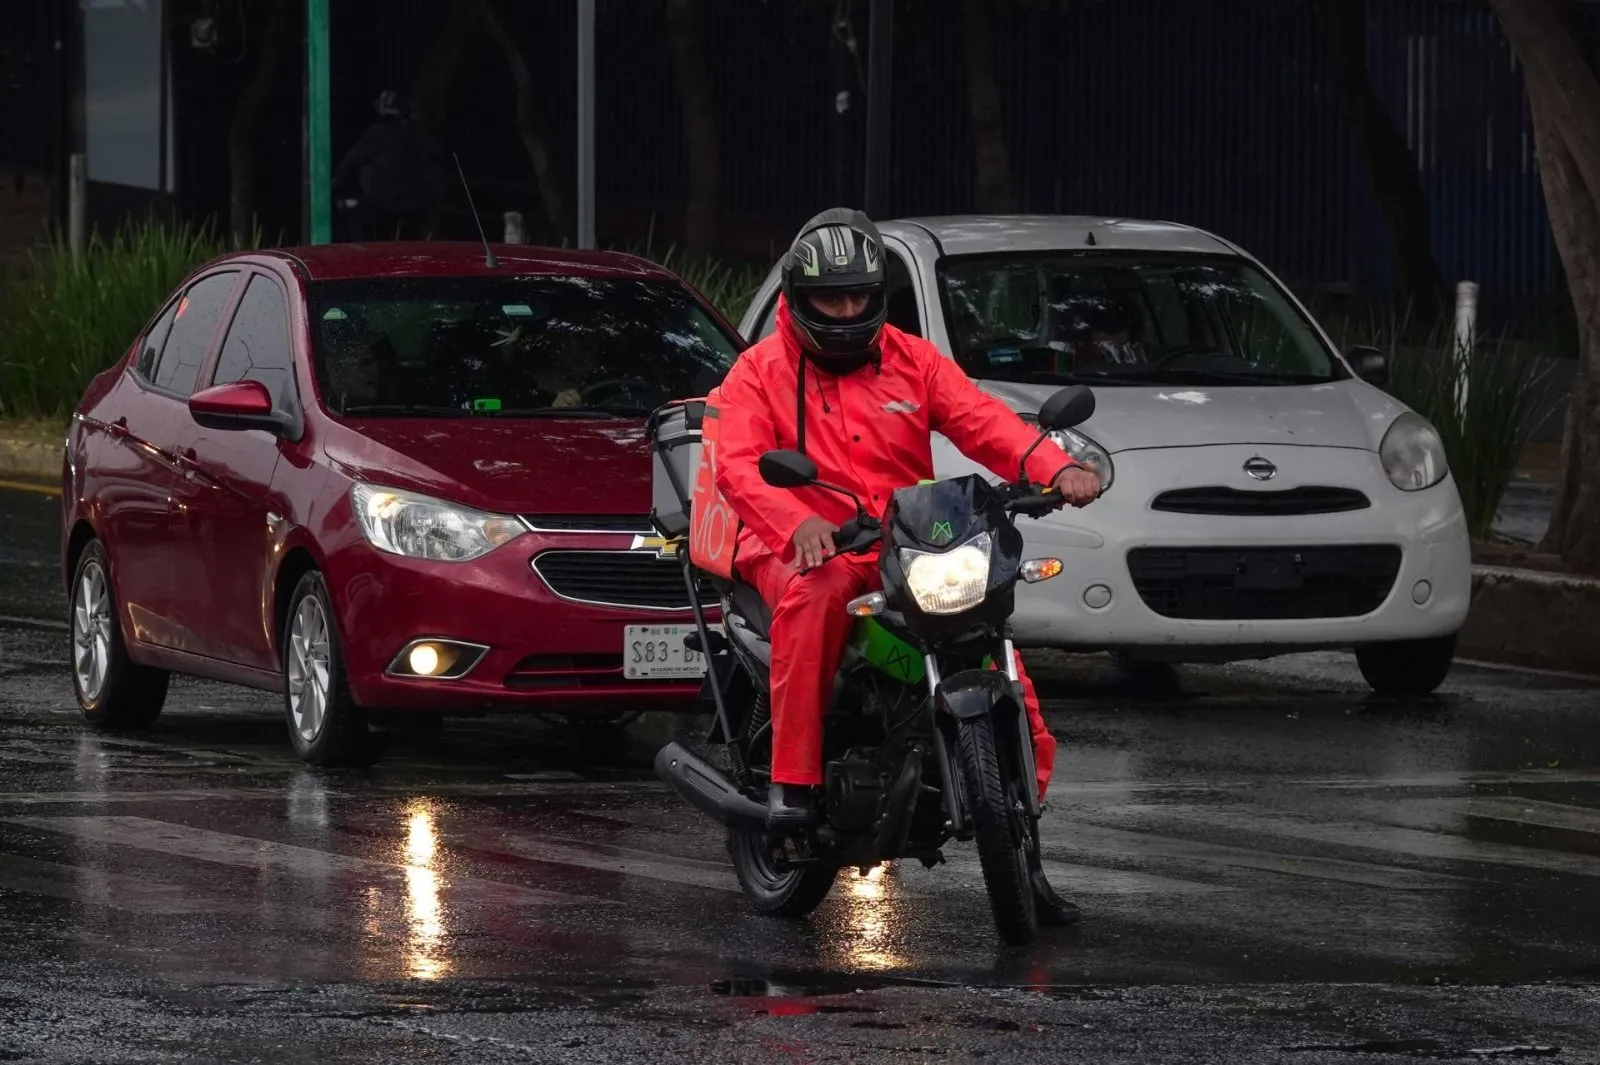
[{"xmin": 714, "ymin": 208, "xmax": 1101, "ymax": 925}]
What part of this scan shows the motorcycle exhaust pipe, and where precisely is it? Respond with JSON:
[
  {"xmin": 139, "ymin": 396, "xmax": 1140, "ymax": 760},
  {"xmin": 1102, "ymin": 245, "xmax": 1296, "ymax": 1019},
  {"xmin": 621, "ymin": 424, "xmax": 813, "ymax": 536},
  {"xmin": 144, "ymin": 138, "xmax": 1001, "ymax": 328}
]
[{"xmin": 655, "ymin": 742, "xmax": 769, "ymax": 831}]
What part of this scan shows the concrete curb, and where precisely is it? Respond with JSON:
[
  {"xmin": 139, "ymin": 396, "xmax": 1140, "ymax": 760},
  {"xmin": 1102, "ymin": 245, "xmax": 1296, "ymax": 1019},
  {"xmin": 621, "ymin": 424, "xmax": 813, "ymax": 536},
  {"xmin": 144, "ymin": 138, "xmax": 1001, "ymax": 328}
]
[
  {"xmin": 1461, "ymin": 565, "xmax": 1600, "ymax": 677},
  {"xmin": 0, "ymin": 436, "xmax": 59, "ymax": 483}
]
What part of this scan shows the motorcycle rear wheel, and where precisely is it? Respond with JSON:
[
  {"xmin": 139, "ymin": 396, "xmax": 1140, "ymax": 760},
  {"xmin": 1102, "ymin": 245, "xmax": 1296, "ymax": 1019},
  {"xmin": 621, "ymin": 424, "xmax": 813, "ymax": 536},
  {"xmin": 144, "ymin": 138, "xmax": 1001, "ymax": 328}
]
[
  {"xmin": 729, "ymin": 829, "xmax": 839, "ymax": 918},
  {"xmin": 954, "ymin": 714, "xmax": 1039, "ymax": 945}
]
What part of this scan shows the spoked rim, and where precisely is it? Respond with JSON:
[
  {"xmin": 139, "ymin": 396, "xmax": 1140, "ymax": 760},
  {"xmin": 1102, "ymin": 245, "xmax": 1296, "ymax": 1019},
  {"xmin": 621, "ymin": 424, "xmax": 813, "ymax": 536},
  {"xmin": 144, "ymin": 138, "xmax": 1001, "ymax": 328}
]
[
  {"xmin": 286, "ymin": 594, "xmax": 332, "ymax": 743},
  {"xmin": 72, "ymin": 562, "xmax": 114, "ymax": 703}
]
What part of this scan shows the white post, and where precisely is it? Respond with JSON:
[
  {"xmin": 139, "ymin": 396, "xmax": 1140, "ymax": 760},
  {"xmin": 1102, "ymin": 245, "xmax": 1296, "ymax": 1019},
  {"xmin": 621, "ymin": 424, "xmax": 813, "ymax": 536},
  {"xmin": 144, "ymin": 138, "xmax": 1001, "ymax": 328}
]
[
  {"xmin": 576, "ymin": 0, "xmax": 596, "ymax": 249},
  {"xmin": 503, "ymin": 211, "xmax": 524, "ymax": 245},
  {"xmin": 1454, "ymin": 280, "xmax": 1478, "ymax": 420},
  {"xmin": 68, "ymin": 152, "xmax": 86, "ymax": 267}
]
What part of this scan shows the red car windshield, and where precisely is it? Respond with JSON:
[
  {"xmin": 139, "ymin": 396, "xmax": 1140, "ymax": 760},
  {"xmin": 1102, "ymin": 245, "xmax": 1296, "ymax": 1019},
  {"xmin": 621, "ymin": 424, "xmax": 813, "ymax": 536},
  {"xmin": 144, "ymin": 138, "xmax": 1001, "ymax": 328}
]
[{"xmin": 307, "ymin": 275, "xmax": 740, "ymax": 417}]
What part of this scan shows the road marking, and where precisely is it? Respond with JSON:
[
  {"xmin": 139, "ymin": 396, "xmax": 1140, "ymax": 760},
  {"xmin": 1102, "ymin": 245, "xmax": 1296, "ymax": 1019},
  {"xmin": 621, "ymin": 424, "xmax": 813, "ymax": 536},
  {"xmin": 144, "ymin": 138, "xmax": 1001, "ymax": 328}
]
[
  {"xmin": 0, "ymin": 614, "xmax": 68, "ymax": 632},
  {"xmin": 1046, "ymin": 821, "xmax": 1474, "ymax": 891},
  {"xmin": 451, "ymin": 830, "xmax": 743, "ymax": 894},
  {"xmin": 0, "ymin": 853, "xmax": 238, "ymax": 914},
  {"xmin": 1128, "ymin": 805, "xmax": 1600, "ymax": 880},
  {"xmin": 6, "ymin": 815, "xmax": 617, "ymax": 908},
  {"xmin": 0, "ymin": 479, "xmax": 59, "ymax": 496}
]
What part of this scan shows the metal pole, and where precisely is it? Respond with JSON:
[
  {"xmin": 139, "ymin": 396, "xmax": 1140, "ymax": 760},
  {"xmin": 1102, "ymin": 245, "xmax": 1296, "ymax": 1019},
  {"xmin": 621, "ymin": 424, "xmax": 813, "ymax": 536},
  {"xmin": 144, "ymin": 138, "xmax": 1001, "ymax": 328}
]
[
  {"xmin": 68, "ymin": 152, "xmax": 85, "ymax": 267},
  {"xmin": 577, "ymin": 0, "xmax": 596, "ymax": 249},
  {"xmin": 307, "ymin": 0, "xmax": 332, "ymax": 244},
  {"xmin": 1454, "ymin": 280, "xmax": 1478, "ymax": 421},
  {"xmin": 863, "ymin": 0, "xmax": 893, "ymax": 217}
]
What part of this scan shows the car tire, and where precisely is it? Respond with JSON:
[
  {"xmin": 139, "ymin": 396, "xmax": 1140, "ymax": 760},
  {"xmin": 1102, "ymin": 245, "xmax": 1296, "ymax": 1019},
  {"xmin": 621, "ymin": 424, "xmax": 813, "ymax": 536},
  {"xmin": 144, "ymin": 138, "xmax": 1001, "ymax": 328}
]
[
  {"xmin": 1356, "ymin": 636, "xmax": 1456, "ymax": 696},
  {"xmin": 281, "ymin": 570, "xmax": 374, "ymax": 767},
  {"xmin": 70, "ymin": 539, "xmax": 169, "ymax": 729}
]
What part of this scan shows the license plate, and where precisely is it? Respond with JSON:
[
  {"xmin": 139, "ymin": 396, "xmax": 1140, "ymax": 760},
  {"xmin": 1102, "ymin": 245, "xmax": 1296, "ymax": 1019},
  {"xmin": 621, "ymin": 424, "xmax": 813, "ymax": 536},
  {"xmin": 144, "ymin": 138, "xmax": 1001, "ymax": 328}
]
[
  {"xmin": 624, "ymin": 624, "xmax": 723, "ymax": 680},
  {"xmin": 1234, "ymin": 553, "xmax": 1304, "ymax": 591}
]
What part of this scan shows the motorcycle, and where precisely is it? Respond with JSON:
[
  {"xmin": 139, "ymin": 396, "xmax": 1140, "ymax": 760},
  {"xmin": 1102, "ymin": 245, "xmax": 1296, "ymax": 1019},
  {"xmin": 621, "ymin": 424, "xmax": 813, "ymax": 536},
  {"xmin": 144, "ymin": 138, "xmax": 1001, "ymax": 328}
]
[{"xmin": 647, "ymin": 384, "xmax": 1098, "ymax": 945}]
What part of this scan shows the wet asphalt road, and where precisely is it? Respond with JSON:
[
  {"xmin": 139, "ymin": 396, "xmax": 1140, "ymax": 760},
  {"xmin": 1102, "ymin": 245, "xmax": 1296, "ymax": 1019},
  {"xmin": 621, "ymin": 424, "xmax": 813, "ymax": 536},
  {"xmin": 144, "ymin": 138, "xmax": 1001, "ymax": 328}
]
[{"xmin": 3, "ymin": 487, "xmax": 1600, "ymax": 1062}]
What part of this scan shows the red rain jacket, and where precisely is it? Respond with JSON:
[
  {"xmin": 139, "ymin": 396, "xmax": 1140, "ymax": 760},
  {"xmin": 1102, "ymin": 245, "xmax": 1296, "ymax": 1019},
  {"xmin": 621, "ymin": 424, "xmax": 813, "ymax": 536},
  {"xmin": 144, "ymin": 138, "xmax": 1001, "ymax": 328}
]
[{"xmin": 715, "ymin": 296, "xmax": 1077, "ymax": 568}]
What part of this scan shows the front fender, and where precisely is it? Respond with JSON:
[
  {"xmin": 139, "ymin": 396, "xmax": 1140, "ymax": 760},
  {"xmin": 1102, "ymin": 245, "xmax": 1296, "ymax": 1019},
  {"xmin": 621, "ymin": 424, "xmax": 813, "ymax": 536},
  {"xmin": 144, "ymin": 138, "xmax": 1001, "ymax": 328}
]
[
  {"xmin": 935, "ymin": 669, "xmax": 1016, "ymax": 721},
  {"xmin": 935, "ymin": 667, "xmax": 1041, "ymax": 819}
]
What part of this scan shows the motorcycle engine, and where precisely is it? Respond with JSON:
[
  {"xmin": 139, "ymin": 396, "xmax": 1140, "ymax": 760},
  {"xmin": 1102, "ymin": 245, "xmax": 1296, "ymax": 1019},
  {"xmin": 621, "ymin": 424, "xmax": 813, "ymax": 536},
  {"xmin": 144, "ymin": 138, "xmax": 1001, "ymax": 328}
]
[{"xmin": 824, "ymin": 749, "xmax": 887, "ymax": 833}]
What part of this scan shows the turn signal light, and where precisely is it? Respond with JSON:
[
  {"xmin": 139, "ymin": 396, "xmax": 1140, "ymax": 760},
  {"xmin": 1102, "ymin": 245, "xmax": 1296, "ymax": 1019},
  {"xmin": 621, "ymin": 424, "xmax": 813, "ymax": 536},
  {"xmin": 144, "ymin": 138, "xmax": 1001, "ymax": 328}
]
[
  {"xmin": 846, "ymin": 592, "xmax": 887, "ymax": 617},
  {"xmin": 1020, "ymin": 558, "xmax": 1064, "ymax": 584}
]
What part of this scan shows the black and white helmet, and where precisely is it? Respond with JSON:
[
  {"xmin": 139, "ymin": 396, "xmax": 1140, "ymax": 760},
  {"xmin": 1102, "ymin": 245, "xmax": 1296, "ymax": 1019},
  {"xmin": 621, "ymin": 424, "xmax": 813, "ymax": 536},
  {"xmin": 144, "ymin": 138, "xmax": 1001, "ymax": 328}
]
[{"xmin": 781, "ymin": 208, "xmax": 889, "ymax": 372}]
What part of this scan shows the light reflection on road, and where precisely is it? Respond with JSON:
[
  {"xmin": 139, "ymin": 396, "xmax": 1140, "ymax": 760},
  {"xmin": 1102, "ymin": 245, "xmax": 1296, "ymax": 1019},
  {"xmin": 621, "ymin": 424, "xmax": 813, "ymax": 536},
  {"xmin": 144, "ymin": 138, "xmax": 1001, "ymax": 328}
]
[{"xmin": 402, "ymin": 799, "xmax": 451, "ymax": 981}]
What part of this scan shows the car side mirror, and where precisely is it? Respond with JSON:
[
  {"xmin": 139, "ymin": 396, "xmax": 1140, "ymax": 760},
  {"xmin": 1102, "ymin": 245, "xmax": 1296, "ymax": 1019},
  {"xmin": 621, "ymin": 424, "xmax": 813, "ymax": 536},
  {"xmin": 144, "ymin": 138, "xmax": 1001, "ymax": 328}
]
[
  {"xmin": 189, "ymin": 380, "xmax": 292, "ymax": 436},
  {"xmin": 1036, "ymin": 385, "xmax": 1096, "ymax": 431},
  {"xmin": 1348, "ymin": 346, "xmax": 1389, "ymax": 386},
  {"xmin": 759, "ymin": 449, "xmax": 819, "ymax": 489}
]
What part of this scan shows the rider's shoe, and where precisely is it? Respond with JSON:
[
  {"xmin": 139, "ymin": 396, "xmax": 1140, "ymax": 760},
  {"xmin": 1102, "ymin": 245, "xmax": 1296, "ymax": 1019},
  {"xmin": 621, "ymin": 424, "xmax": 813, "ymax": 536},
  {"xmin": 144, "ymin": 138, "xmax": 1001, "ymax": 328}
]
[
  {"xmin": 1030, "ymin": 863, "xmax": 1082, "ymax": 926},
  {"xmin": 766, "ymin": 783, "xmax": 818, "ymax": 832}
]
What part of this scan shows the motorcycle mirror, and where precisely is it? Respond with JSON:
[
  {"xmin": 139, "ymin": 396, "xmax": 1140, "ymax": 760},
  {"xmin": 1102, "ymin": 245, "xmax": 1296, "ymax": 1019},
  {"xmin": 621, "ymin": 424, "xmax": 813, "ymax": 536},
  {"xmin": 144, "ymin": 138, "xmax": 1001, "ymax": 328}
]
[
  {"xmin": 759, "ymin": 449, "xmax": 819, "ymax": 489},
  {"xmin": 1036, "ymin": 385, "xmax": 1096, "ymax": 432}
]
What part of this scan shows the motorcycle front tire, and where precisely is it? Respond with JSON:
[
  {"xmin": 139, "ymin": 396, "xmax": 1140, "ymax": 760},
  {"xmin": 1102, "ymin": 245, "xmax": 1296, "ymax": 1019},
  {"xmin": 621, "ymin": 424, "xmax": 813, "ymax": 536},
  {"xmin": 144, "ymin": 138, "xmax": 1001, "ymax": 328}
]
[{"xmin": 954, "ymin": 714, "xmax": 1040, "ymax": 945}]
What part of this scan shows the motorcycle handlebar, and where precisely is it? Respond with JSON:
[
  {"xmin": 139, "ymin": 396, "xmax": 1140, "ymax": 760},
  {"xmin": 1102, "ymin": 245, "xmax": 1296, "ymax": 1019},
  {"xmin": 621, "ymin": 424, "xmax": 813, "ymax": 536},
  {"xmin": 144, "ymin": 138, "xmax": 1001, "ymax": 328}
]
[
  {"xmin": 831, "ymin": 518, "xmax": 881, "ymax": 554},
  {"xmin": 1006, "ymin": 489, "xmax": 1065, "ymax": 519}
]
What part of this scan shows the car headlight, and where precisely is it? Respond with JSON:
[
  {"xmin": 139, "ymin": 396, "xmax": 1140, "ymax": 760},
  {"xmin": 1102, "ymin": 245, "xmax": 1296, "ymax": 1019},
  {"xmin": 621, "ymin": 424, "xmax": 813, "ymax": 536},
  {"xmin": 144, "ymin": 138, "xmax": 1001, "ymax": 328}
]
[
  {"xmin": 350, "ymin": 483, "xmax": 526, "ymax": 562},
  {"xmin": 1379, "ymin": 412, "xmax": 1448, "ymax": 491},
  {"xmin": 1049, "ymin": 428, "xmax": 1115, "ymax": 491},
  {"xmin": 900, "ymin": 532, "xmax": 992, "ymax": 615}
]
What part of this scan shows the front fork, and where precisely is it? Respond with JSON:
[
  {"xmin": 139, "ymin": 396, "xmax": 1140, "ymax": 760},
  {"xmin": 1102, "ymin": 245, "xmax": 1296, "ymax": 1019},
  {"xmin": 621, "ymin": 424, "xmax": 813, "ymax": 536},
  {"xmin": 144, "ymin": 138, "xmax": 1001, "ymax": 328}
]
[{"xmin": 928, "ymin": 637, "xmax": 1042, "ymax": 837}]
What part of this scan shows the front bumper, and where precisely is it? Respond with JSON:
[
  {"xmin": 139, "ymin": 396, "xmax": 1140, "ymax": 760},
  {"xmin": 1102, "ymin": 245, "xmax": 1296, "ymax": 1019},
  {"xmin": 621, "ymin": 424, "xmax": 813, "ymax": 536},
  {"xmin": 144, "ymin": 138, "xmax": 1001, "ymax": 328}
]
[
  {"xmin": 323, "ymin": 527, "xmax": 713, "ymax": 711},
  {"xmin": 1007, "ymin": 445, "xmax": 1472, "ymax": 659}
]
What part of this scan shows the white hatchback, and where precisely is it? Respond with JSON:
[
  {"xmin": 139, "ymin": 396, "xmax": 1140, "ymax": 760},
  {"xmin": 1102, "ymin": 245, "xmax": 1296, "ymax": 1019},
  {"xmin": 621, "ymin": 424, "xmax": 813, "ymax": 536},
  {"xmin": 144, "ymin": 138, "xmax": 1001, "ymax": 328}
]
[{"xmin": 739, "ymin": 215, "xmax": 1471, "ymax": 695}]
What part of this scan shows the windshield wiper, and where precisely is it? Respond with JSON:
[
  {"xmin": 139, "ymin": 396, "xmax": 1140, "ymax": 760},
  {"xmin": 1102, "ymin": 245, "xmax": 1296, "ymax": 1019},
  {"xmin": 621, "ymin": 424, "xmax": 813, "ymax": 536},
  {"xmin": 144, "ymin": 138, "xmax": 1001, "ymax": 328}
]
[
  {"xmin": 981, "ymin": 369, "xmax": 1144, "ymax": 387},
  {"xmin": 482, "ymin": 406, "xmax": 651, "ymax": 419},
  {"xmin": 339, "ymin": 403, "xmax": 470, "ymax": 417},
  {"xmin": 1086, "ymin": 367, "xmax": 1333, "ymax": 387}
]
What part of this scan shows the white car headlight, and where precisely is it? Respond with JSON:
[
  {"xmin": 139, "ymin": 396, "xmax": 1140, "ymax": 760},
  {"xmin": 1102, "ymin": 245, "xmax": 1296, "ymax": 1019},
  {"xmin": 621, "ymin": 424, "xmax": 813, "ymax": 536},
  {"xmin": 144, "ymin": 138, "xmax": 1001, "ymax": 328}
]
[
  {"xmin": 1049, "ymin": 428, "xmax": 1115, "ymax": 491},
  {"xmin": 1379, "ymin": 412, "xmax": 1448, "ymax": 491},
  {"xmin": 901, "ymin": 532, "xmax": 992, "ymax": 615},
  {"xmin": 350, "ymin": 483, "xmax": 526, "ymax": 562}
]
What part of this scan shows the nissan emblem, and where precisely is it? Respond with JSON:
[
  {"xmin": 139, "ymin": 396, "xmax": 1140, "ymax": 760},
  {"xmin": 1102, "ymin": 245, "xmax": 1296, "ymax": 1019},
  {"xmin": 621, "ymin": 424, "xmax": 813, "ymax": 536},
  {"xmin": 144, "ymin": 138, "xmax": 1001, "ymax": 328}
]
[{"xmin": 1243, "ymin": 456, "xmax": 1277, "ymax": 481}]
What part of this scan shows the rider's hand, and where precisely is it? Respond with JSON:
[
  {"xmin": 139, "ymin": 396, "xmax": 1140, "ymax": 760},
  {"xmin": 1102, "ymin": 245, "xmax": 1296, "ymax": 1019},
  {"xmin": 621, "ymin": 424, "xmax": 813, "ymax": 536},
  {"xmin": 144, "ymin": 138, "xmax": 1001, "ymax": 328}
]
[
  {"xmin": 1051, "ymin": 466, "xmax": 1101, "ymax": 508},
  {"xmin": 791, "ymin": 516, "xmax": 839, "ymax": 571}
]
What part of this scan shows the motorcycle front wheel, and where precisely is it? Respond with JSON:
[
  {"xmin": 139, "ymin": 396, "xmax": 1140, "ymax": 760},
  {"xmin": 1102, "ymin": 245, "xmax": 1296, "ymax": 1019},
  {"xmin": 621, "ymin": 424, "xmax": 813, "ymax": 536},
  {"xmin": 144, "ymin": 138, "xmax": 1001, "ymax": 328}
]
[
  {"xmin": 729, "ymin": 829, "xmax": 839, "ymax": 918},
  {"xmin": 954, "ymin": 714, "xmax": 1039, "ymax": 945}
]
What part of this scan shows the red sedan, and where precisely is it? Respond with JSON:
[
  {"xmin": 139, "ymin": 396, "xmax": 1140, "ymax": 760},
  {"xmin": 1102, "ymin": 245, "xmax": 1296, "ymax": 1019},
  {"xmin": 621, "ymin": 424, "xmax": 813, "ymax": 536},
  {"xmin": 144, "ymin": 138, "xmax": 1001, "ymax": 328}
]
[{"xmin": 60, "ymin": 242, "xmax": 738, "ymax": 765}]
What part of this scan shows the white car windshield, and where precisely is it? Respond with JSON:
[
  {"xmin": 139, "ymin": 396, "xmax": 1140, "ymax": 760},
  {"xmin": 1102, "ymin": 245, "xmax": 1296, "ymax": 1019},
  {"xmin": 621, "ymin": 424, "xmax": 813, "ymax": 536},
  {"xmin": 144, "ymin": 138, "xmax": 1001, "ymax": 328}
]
[{"xmin": 937, "ymin": 254, "xmax": 1345, "ymax": 387}]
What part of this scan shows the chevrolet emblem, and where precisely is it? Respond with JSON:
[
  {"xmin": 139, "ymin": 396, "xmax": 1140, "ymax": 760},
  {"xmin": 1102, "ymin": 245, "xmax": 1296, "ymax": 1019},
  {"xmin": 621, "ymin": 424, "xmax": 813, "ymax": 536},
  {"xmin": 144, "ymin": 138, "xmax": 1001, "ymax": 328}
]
[{"xmin": 630, "ymin": 534, "xmax": 682, "ymax": 559}]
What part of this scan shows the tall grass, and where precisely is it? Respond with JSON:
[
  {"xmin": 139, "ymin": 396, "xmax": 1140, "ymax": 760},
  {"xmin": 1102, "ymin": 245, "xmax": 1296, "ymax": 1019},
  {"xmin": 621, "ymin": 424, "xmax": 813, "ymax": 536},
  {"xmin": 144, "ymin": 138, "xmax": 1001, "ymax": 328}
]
[
  {"xmin": 0, "ymin": 217, "xmax": 247, "ymax": 420},
  {"xmin": 1331, "ymin": 310, "xmax": 1549, "ymax": 539},
  {"xmin": 619, "ymin": 240, "xmax": 765, "ymax": 325}
]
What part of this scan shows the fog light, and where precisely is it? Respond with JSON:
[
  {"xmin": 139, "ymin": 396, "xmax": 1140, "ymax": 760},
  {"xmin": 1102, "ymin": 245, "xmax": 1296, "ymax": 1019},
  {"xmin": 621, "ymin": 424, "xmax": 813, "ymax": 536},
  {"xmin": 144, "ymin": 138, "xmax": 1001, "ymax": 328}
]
[
  {"xmin": 1412, "ymin": 580, "xmax": 1433, "ymax": 605},
  {"xmin": 388, "ymin": 639, "xmax": 487, "ymax": 680},
  {"xmin": 1083, "ymin": 584, "xmax": 1113, "ymax": 610},
  {"xmin": 409, "ymin": 643, "xmax": 444, "ymax": 676}
]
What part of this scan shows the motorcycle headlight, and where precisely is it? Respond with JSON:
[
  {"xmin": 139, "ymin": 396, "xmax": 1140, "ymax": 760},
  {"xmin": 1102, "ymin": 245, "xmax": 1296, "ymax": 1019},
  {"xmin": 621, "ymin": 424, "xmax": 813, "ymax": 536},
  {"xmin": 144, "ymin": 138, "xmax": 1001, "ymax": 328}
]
[
  {"xmin": 1049, "ymin": 428, "xmax": 1115, "ymax": 492},
  {"xmin": 350, "ymin": 483, "xmax": 526, "ymax": 562},
  {"xmin": 1379, "ymin": 412, "xmax": 1448, "ymax": 491},
  {"xmin": 900, "ymin": 532, "xmax": 992, "ymax": 615}
]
